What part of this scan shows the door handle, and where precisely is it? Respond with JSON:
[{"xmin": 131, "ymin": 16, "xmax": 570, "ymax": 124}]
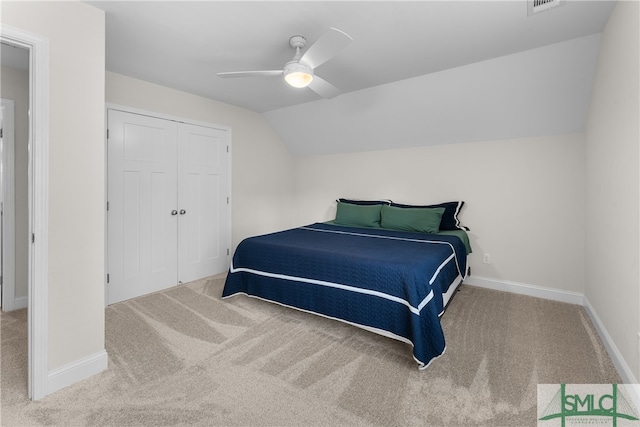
[
  {"xmin": 171, "ymin": 210, "xmax": 178, "ymax": 216},
  {"xmin": 179, "ymin": 209, "xmax": 187, "ymax": 215}
]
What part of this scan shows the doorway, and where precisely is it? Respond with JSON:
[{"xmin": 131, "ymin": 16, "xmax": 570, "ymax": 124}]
[
  {"xmin": 0, "ymin": 26, "xmax": 50, "ymax": 401},
  {"xmin": 1, "ymin": 97, "xmax": 16, "ymax": 311},
  {"xmin": 1, "ymin": 42, "xmax": 28, "ymax": 312}
]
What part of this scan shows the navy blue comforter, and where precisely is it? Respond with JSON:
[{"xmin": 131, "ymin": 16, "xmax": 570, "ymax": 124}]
[{"xmin": 222, "ymin": 222, "xmax": 467, "ymax": 368}]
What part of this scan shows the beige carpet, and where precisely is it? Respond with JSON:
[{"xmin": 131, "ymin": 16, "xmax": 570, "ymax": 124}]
[{"xmin": 1, "ymin": 274, "xmax": 621, "ymax": 426}]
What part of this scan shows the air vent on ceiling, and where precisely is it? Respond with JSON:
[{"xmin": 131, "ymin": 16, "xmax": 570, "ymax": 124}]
[{"xmin": 528, "ymin": 0, "xmax": 560, "ymax": 15}]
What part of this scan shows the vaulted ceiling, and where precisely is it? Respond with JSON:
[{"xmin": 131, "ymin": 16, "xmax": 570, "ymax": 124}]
[{"xmin": 88, "ymin": 1, "xmax": 616, "ymax": 155}]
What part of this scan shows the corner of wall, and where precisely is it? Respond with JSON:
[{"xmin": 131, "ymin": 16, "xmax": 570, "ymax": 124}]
[{"xmin": 584, "ymin": 0, "xmax": 640, "ymax": 382}]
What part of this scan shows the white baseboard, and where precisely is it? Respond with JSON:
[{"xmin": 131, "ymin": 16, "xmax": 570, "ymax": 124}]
[
  {"xmin": 47, "ymin": 350, "xmax": 108, "ymax": 395},
  {"xmin": 14, "ymin": 295, "xmax": 27, "ymax": 310},
  {"xmin": 464, "ymin": 275, "xmax": 638, "ymax": 388},
  {"xmin": 464, "ymin": 275, "xmax": 584, "ymax": 305},
  {"xmin": 583, "ymin": 296, "xmax": 638, "ymax": 385}
]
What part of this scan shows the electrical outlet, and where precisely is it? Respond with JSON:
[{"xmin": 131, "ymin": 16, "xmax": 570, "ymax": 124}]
[{"xmin": 483, "ymin": 253, "xmax": 491, "ymax": 264}]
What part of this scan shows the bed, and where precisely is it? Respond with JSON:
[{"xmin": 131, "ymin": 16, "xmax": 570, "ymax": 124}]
[{"xmin": 222, "ymin": 200, "xmax": 470, "ymax": 369}]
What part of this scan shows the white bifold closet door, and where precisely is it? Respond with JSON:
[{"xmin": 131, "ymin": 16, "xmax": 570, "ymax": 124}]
[
  {"xmin": 107, "ymin": 109, "xmax": 229, "ymax": 305},
  {"xmin": 177, "ymin": 122, "xmax": 228, "ymax": 283}
]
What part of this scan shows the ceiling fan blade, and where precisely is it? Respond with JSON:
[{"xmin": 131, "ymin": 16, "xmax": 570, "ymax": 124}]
[
  {"xmin": 217, "ymin": 70, "xmax": 283, "ymax": 78},
  {"xmin": 308, "ymin": 75, "xmax": 341, "ymax": 99},
  {"xmin": 300, "ymin": 28, "xmax": 352, "ymax": 69}
]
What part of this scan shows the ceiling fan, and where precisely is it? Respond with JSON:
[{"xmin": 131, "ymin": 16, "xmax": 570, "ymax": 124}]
[{"xmin": 217, "ymin": 28, "xmax": 352, "ymax": 99}]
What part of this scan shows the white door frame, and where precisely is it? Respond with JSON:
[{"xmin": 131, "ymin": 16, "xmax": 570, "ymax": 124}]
[
  {"xmin": 1, "ymin": 98, "xmax": 16, "ymax": 312},
  {"xmin": 0, "ymin": 24, "xmax": 50, "ymax": 401}
]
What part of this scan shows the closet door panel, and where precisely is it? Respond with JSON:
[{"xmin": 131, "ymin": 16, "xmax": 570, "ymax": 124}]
[
  {"xmin": 178, "ymin": 123, "xmax": 228, "ymax": 283},
  {"xmin": 151, "ymin": 171, "xmax": 171, "ymax": 273},
  {"xmin": 107, "ymin": 110, "xmax": 179, "ymax": 304},
  {"xmin": 121, "ymin": 171, "xmax": 141, "ymax": 279}
]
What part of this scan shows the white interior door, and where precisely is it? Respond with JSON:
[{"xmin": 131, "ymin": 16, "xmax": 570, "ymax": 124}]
[
  {"xmin": 107, "ymin": 110, "xmax": 178, "ymax": 304},
  {"xmin": 177, "ymin": 123, "xmax": 229, "ymax": 283}
]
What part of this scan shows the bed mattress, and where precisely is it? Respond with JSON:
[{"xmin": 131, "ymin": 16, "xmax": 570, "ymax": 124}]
[{"xmin": 222, "ymin": 222, "xmax": 468, "ymax": 368}]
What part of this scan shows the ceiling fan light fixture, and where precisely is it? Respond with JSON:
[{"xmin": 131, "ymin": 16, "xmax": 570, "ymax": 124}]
[
  {"xmin": 285, "ymin": 71, "xmax": 313, "ymax": 88},
  {"xmin": 284, "ymin": 62, "xmax": 314, "ymax": 88}
]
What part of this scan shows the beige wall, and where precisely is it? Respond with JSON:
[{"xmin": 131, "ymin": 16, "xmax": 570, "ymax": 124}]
[
  {"xmin": 105, "ymin": 72, "xmax": 296, "ymax": 250},
  {"xmin": 0, "ymin": 66, "xmax": 29, "ymax": 302},
  {"xmin": 104, "ymin": 74, "xmax": 590, "ymax": 295},
  {"xmin": 585, "ymin": 0, "xmax": 640, "ymax": 381},
  {"xmin": 294, "ymin": 133, "xmax": 586, "ymax": 294},
  {"xmin": 1, "ymin": 1, "xmax": 106, "ymax": 370}
]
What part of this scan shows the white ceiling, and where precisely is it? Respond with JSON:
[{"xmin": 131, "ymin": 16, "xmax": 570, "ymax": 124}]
[
  {"xmin": 265, "ymin": 32, "xmax": 603, "ymax": 155},
  {"xmin": 88, "ymin": 1, "xmax": 615, "ymax": 113}
]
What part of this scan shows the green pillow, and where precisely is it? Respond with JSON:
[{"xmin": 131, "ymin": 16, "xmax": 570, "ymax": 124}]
[
  {"xmin": 335, "ymin": 202, "xmax": 382, "ymax": 228},
  {"xmin": 380, "ymin": 205, "xmax": 445, "ymax": 234}
]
